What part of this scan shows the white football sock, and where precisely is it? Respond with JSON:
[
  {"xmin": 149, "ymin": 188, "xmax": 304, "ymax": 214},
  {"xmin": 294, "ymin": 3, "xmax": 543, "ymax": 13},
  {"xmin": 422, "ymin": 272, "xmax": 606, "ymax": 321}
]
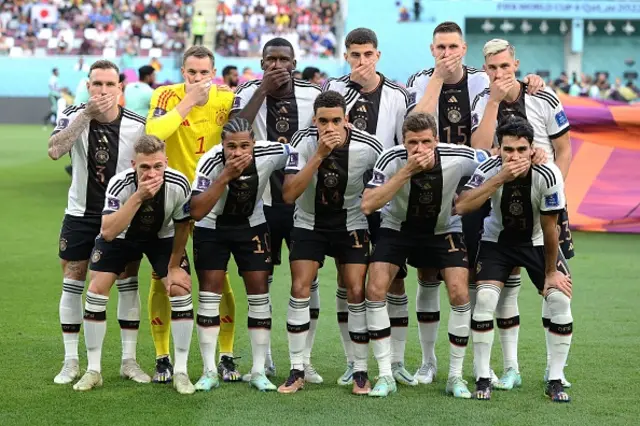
[
  {"xmin": 266, "ymin": 275, "xmax": 273, "ymax": 361},
  {"xmin": 471, "ymin": 284, "xmax": 500, "ymax": 380},
  {"xmin": 116, "ymin": 277, "xmax": 140, "ymax": 361},
  {"xmin": 367, "ymin": 299, "xmax": 392, "ymax": 378},
  {"xmin": 546, "ymin": 291, "xmax": 573, "ymax": 381},
  {"xmin": 60, "ymin": 278, "xmax": 85, "ymax": 361},
  {"xmin": 287, "ymin": 297, "xmax": 310, "ymax": 371},
  {"xmin": 416, "ymin": 280, "xmax": 440, "ymax": 366},
  {"xmin": 387, "ymin": 292, "xmax": 408, "ymax": 364},
  {"xmin": 248, "ymin": 294, "xmax": 271, "ymax": 375},
  {"xmin": 542, "ymin": 297, "xmax": 552, "ymax": 368},
  {"xmin": 448, "ymin": 302, "xmax": 471, "ymax": 379},
  {"xmin": 496, "ymin": 274, "xmax": 520, "ymax": 372},
  {"xmin": 169, "ymin": 294, "xmax": 194, "ymax": 375},
  {"xmin": 197, "ymin": 292, "xmax": 221, "ymax": 373},
  {"xmin": 84, "ymin": 291, "xmax": 109, "ymax": 373},
  {"xmin": 336, "ymin": 287, "xmax": 354, "ymax": 364},
  {"xmin": 348, "ymin": 301, "xmax": 368, "ymax": 372},
  {"xmin": 304, "ymin": 277, "xmax": 320, "ymax": 365}
]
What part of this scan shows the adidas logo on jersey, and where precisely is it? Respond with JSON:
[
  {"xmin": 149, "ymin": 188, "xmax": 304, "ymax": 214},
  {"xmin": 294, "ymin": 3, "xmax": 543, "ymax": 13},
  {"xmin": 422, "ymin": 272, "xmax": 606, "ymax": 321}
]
[
  {"xmin": 357, "ymin": 105, "xmax": 367, "ymax": 113},
  {"xmin": 181, "ymin": 119, "xmax": 190, "ymax": 127},
  {"xmin": 279, "ymin": 106, "xmax": 288, "ymax": 114},
  {"xmin": 143, "ymin": 204, "xmax": 154, "ymax": 212},
  {"xmin": 448, "ymin": 95, "xmax": 458, "ymax": 103}
]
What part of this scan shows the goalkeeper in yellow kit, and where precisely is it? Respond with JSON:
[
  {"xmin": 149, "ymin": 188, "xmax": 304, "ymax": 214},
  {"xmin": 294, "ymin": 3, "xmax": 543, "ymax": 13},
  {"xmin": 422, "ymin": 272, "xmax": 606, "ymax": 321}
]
[{"xmin": 146, "ymin": 46, "xmax": 240, "ymax": 383}]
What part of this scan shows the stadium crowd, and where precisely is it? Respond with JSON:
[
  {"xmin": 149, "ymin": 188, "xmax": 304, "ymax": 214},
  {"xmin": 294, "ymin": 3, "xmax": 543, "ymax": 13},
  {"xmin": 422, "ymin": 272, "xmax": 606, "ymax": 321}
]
[
  {"xmin": 215, "ymin": 0, "xmax": 342, "ymax": 58},
  {"xmin": 551, "ymin": 71, "xmax": 640, "ymax": 103},
  {"xmin": 0, "ymin": 0, "xmax": 192, "ymax": 56}
]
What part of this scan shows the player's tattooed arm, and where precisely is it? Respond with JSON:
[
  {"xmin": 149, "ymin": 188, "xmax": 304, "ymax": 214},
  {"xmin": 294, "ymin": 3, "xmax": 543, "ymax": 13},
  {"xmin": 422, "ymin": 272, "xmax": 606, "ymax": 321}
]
[{"xmin": 47, "ymin": 111, "xmax": 91, "ymax": 160}]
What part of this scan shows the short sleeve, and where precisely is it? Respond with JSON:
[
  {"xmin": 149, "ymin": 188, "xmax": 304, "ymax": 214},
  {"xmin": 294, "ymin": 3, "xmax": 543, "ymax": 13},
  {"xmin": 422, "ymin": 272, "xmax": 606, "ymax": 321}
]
[
  {"xmin": 231, "ymin": 83, "xmax": 256, "ymax": 114},
  {"xmin": 192, "ymin": 151, "xmax": 222, "ymax": 196},
  {"xmin": 464, "ymin": 166, "xmax": 488, "ymax": 190},
  {"xmin": 366, "ymin": 151, "xmax": 396, "ymax": 189},
  {"xmin": 103, "ymin": 174, "xmax": 131, "ymax": 214},
  {"xmin": 539, "ymin": 166, "xmax": 566, "ymax": 215},
  {"xmin": 285, "ymin": 132, "xmax": 309, "ymax": 174},
  {"xmin": 51, "ymin": 108, "xmax": 76, "ymax": 136},
  {"xmin": 172, "ymin": 190, "xmax": 191, "ymax": 223},
  {"xmin": 544, "ymin": 89, "xmax": 571, "ymax": 139},
  {"xmin": 470, "ymin": 90, "xmax": 490, "ymax": 133},
  {"xmin": 276, "ymin": 143, "xmax": 295, "ymax": 170}
]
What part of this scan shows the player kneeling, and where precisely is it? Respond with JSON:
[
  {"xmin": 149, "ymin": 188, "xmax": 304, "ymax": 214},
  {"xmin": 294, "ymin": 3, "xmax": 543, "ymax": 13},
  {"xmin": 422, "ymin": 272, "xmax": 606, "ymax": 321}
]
[
  {"xmin": 190, "ymin": 118, "xmax": 293, "ymax": 392},
  {"xmin": 456, "ymin": 117, "xmax": 573, "ymax": 402},
  {"xmin": 74, "ymin": 136, "xmax": 195, "ymax": 394}
]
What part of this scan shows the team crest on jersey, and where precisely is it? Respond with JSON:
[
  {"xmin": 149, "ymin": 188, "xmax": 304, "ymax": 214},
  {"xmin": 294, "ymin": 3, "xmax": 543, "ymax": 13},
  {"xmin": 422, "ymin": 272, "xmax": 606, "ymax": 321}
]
[
  {"xmin": 107, "ymin": 197, "xmax": 120, "ymax": 210},
  {"xmin": 197, "ymin": 176, "xmax": 211, "ymax": 191},
  {"xmin": 59, "ymin": 238, "xmax": 68, "ymax": 252},
  {"xmin": 555, "ymin": 111, "xmax": 568, "ymax": 126},
  {"xmin": 447, "ymin": 107, "xmax": 462, "ymax": 124},
  {"xmin": 509, "ymin": 200, "xmax": 524, "ymax": 216},
  {"xmin": 372, "ymin": 171, "xmax": 385, "ymax": 185},
  {"xmin": 91, "ymin": 249, "xmax": 102, "ymax": 263},
  {"xmin": 353, "ymin": 117, "xmax": 367, "ymax": 130},
  {"xmin": 545, "ymin": 192, "xmax": 560, "ymax": 208},
  {"xmin": 467, "ymin": 174, "xmax": 485, "ymax": 188},
  {"xmin": 153, "ymin": 107, "xmax": 166, "ymax": 117},
  {"xmin": 419, "ymin": 192, "xmax": 433, "ymax": 204},
  {"xmin": 216, "ymin": 110, "xmax": 227, "ymax": 126},
  {"xmin": 323, "ymin": 172, "xmax": 339, "ymax": 188},
  {"xmin": 95, "ymin": 148, "xmax": 109, "ymax": 164},
  {"xmin": 55, "ymin": 118, "xmax": 69, "ymax": 130},
  {"xmin": 276, "ymin": 117, "xmax": 290, "ymax": 133},
  {"xmin": 287, "ymin": 152, "xmax": 299, "ymax": 168}
]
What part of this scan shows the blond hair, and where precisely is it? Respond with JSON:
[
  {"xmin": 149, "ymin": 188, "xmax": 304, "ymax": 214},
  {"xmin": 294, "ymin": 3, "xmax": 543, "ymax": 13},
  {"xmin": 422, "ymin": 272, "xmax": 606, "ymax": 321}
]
[
  {"xmin": 483, "ymin": 38, "xmax": 516, "ymax": 58},
  {"xmin": 134, "ymin": 135, "xmax": 166, "ymax": 155}
]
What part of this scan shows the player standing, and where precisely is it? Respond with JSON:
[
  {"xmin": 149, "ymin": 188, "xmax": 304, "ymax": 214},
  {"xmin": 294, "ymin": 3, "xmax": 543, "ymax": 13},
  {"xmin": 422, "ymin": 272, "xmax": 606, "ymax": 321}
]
[
  {"xmin": 189, "ymin": 118, "xmax": 293, "ymax": 392},
  {"xmin": 73, "ymin": 136, "xmax": 195, "ymax": 393},
  {"xmin": 277, "ymin": 91, "xmax": 383, "ymax": 395},
  {"xmin": 232, "ymin": 38, "xmax": 322, "ymax": 381},
  {"xmin": 146, "ymin": 46, "xmax": 238, "ymax": 382},
  {"xmin": 456, "ymin": 117, "xmax": 573, "ymax": 402},
  {"xmin": 470, "ymin": 39, "xmax": 573, "ymax": 389},
  {"xmin": 48, "ymin": 60, "xmax": 149, "ymax": 385},
  {"xmin": 124, "ymin": 65, "xmax": 156, "ymax": 117},
  {"xmin": 406, "ymin": 21, "xmax": 544, "ymax": 384},
  {"xmin": 361, "ymin": 112, "xmax": 488, "ymax": 398},
  {"xmin": 322, "ymin": 28, "xmax": 415, "ymax": 386}
]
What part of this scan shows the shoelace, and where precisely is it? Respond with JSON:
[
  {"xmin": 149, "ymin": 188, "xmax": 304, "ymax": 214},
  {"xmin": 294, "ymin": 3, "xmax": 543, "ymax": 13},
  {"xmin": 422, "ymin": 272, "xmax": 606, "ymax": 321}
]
[{"xmin": 418, "ymin": 364, "xmax": 435, "ymax": 375}]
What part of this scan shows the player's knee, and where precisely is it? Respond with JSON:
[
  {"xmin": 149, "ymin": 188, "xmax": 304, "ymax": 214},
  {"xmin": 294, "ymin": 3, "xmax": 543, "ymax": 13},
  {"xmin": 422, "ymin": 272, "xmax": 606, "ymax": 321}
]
[
  {"xmin": 87, "ymin": 274, "xmax": 112, "ymax": 296},
  {"xmin": 545, "ymin": 290, "xmax": 572, "ymax": 318},
  {"xmin": 120, "ymin": 261, "xmax": 140, "ymax": 279},
  {"xmin": 475, "ymin": 286, "xmax": 500, "ymax": 317},
  {"xmin": 291, "ymin": 278, "xmax": 310, "ymax": 299},
  {"xmin": 345, "ymin": 282, "xmax": 365, "ymax": 304},
  {"xmin": 63, "ymin": 260, "xmax": 89, "ymax": 281},
  {"xmin": 365, "ymin": 277, "xmax": 387, "ymax": 302},
  {"xmin": 417, "ymin": 268, "xmax": 439, "ymax": 282},
  {"xmin": 447, "ymin": 281, "xmax": 470, "ymax": 306},
  {"xmin": 388, "ymin": 278, "xmax": 406, "ymax": 295},
  {"xmin": 169, "ymin": 283, "xmax": 190, "ymax": 297}
]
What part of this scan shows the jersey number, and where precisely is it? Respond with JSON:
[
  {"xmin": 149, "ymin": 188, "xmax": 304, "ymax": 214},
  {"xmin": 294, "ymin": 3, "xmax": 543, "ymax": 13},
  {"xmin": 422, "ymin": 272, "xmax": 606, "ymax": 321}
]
[
  {"xmin": 196, "ymin": 136, "xmax": 206, "ymax": 154},
  {"xmin": 252, "ymin": 234, "xmax": 270, "ymax": 254},
  {"xmin": 96, "ymin": 165, "xmax": 106, "ymax": 184},
  {"xmin": 445, "ymin": 234, "xmax": 459, "ymax": 253},
  {"xmin": 350, "ymin": 231, "xmax": 363, "ymax": 248},
  {"xmin": 442, "ymin": 126, "xmax": 468, "ymax": 145}
]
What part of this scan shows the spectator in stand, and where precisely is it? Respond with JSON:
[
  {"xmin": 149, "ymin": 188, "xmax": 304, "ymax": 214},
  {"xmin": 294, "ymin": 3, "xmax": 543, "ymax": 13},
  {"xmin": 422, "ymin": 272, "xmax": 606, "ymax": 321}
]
[
  {"xmin": 302, "ymin": 66, "xmax": 322, "ymax": 85},
  {"xmin": 222, "ymin": 65, "xmax": 239, "ymax": 90},
  {"xmin": 192, "ymin": 11, "xmax": 206, "ymax": 45}
]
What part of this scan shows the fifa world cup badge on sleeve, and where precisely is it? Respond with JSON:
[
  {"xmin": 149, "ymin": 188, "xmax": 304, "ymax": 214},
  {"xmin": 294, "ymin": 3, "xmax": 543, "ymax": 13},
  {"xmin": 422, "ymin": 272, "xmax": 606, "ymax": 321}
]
[
  {"xmin": 471, "ymin": 113, "xmax": 479, "ymax": 128},
  {"xmin": 287, "ymin": 152, "xmax": 299, "ymax": 168},
  {"xmin": 55, "ymin": 118, "xmax": 69, "ymax": 130},
  {"xmin": 183, "ymin": 202, "xmax": 191, "ymax": 214},
  {"xmin": 107, "ymin": 197, "xmax": 120, "ymax": 210},
  {"xmin": 232, "ymin": 97, "xmax": 242, "ymax": 109},
  {"xmin": 372, "ymin": 171, "xmax": 385, "ymax": 185},
  {"xmin": 153, "ymin": 107, "xmax": 166, "ymax": 117},
  {"xmin": 544, "ymin": 192, "xmax": 560, "ymax": 208},
  {"xmin": 197, "ymin": 176, "xmax": 211, "ymax": 191},
  {"xmin": 555, "ymin": 111, "xmax": 568, "ymax": 126},
  {"xmin": 468, "ymin": 174, "xmax": 485, "ymax": 188}
]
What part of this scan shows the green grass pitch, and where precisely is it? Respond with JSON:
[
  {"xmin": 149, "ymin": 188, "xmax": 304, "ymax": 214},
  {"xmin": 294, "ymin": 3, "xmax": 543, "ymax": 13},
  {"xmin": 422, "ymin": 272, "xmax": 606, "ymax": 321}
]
[{"xmin": 1, "ymin": 124, "xmax": 639, "ymax": 425}]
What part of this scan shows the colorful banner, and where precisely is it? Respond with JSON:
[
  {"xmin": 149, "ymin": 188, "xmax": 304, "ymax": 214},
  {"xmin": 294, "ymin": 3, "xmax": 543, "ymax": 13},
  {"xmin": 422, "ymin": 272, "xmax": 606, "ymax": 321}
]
[{"xmin": 561, "ymin": 94, "xmax": 640, "ymax": 233}]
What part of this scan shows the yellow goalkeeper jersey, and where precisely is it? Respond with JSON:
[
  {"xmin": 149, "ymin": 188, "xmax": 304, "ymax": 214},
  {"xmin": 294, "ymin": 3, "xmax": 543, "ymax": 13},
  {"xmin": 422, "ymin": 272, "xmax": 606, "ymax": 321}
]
[{"xmin": 146, "ymin": 83, "xmax": 234, "ymax": 182}]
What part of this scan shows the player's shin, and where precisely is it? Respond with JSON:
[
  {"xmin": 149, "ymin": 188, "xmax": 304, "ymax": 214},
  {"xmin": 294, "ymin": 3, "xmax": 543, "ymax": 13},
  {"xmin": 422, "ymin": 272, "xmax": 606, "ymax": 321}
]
[
  {"xmin": 387, "ymin": 290, "xmax": 409, "ymax": 364},
  {"xmin": 542, "ymin": 297, "xmax": 552, "ymax": 368},
  {"xmin": 496, "ymin": 275, "xmax": 521, "ymax": 372},
  {"xmin": 336, "ymin": 287, "xmax": 354, "ymax": 364},
  {"xmin": 448, "ymin": 302, "xmax": 471, "ymax": 379},
  {"xmin": 116, "ymin": 277, "xmax": 140, "ymax": 361},
  {"xmin": 83, "ymin": 291, "xmax": 109, "ymax": 373},
  {"xmin": 471, "ymin": 284, "xmax": 501, "ymax": 380},
  {"xmin": 287, "ymin": 296, "xmax": 311, "ymax": 371},
  {"xmin": 148, "ymin": 276, "xmax": 171, "ymax": 357},
  {"xmin": 266, "ymin": 274, "xmax": 274, "ymax": 363},
  {"xmin": 348, "ymin": 302, "xmax": 368, "ymax": 372},
  {"xmin": 197, "ymin": 292, "xmax": 222, "ymax": 373},
  {"xmin": 545, "ymin": 290, "xmax": 573, "ymax": 381},
  {"xmin": 416, "ymin": 280, "xmax": 441, "ymax": 367},
  {"xmin": 60, "ymin": 278, "xmax": 85, "ymax": 360},
  {"xmin": 248, "ymin": 294, "xmax": 272, "ymax": 374},
  {"xmin": 218, "ymin": 275, "xmax": 236, "ymax": 359},
  {"xmin": 367, "ymin": 299, "xmax": 392, "ymax": 377},
  {"xmin": 304, "ymin": 276, "xmax": 320, "ymax": 366},
  {"xmin": 169, "ymin": 294, "xmax": 194, "ymax": 375}
]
